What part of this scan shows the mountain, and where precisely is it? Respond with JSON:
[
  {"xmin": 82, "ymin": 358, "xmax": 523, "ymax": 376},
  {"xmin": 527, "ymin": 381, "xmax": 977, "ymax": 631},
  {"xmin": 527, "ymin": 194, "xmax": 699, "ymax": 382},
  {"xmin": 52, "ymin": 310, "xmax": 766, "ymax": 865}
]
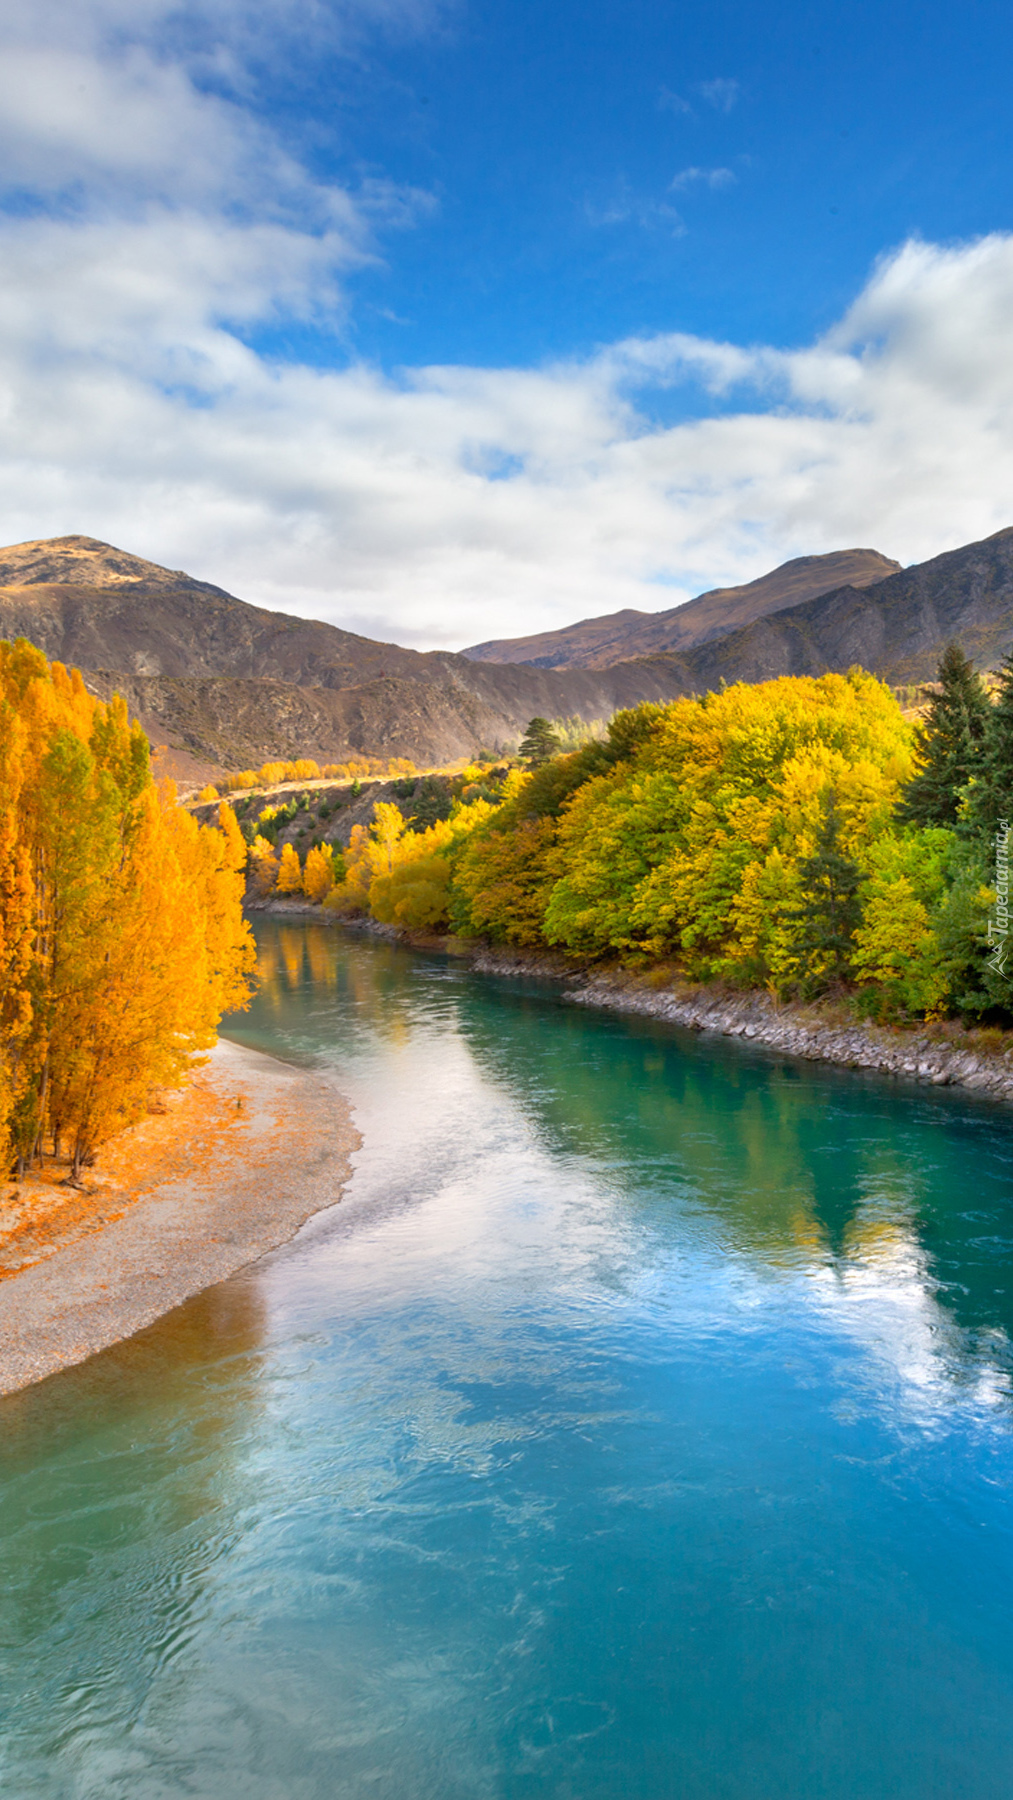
[
  {"xmin": 649, "ymin": 526, "xmax": 1013, "ymax": 696},
  {"xmin": 463, "ymin": 549, "xmax": 901, "ymax": 669},
  {"xmin": 3, "ymin": 528, "xmax": 1012, "ymax": 781},
  {"xmin": 0, "ymin": 536, "xmax": 695, "ymax": 776}
]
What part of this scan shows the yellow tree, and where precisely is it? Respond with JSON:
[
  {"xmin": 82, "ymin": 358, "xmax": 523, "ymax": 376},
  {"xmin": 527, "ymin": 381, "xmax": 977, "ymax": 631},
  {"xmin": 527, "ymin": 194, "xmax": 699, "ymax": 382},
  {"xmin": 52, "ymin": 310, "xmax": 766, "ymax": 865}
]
[
  {"xmin": 0, "ymin": 638, "xmax": 257, "ymax": 1179},
  {"xmin": 0, "ymin": 697, "xmax": 34, "ymax": 1158},
  {"xmin": 276, "ymin": 843, "xmax": 303, "ymax": 894},
  {"xmin": 303, "ymin": 843, "xmax": 336, "ymax": 903},
  {"xmin": 248, "ymin": 835, "xmax": 280, "ymax": 898}
]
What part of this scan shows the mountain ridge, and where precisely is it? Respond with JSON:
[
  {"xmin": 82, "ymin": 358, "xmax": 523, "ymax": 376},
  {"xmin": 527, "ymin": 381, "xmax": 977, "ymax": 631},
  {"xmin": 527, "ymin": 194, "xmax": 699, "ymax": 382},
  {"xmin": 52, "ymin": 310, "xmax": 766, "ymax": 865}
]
[
  {"xmin": 463, "ymin": 548, "xmax": 901, "ymax": 669},
  {"xmin": 3, "ymin": 529, "xmax": 1013, "ymax": 778}
]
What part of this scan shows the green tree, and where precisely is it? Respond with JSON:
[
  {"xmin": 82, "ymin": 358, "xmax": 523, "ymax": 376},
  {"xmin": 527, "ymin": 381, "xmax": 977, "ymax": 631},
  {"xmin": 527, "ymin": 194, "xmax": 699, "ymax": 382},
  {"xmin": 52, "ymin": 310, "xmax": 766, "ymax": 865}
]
[
  {"xmin": 897, "ymin": 642, "xmax": 990, "ymax": 827},
  {"xmin": 968, "ymin": 651, "xmax": 1013, "ymax": 836},
  {"xmin": 782, "ymin": 795, "xmax": 863, "ymax": 993},
  {"xmin": 518, "ymin": 717, "xmax": 561, "ymax": 767}
]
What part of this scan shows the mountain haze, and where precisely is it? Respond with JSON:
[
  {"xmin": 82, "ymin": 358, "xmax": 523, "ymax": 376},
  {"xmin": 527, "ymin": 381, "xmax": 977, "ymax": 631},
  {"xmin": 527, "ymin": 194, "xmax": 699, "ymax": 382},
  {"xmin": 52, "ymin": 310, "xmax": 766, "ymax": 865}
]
[{"xmin": 463, "ymin": 549, "xmax": 901, "ymax": 669}]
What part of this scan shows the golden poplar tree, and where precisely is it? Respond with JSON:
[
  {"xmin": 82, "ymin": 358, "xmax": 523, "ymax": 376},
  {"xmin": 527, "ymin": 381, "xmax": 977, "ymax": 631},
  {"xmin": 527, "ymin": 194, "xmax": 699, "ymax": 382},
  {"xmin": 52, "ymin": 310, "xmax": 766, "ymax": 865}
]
[
  {"xmin": 0, "ymin": 639, "xmax": 257, "ymax": 1180},
  {"xmin": 302, "ymin": 844, "xmax": 336, "ymax": 903},
  {"xmin": 276, "ymin": 843, "xmax": 303, "ymax": 894}
]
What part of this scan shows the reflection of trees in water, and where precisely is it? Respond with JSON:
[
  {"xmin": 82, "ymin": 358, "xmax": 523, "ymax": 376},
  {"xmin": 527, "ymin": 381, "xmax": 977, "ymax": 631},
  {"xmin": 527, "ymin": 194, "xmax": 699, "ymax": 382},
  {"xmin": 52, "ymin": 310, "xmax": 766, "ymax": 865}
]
[
  {"xmin": 246, "ymin": 921, "xmax": 1013, "ymax": 1388},
  {"xmin": 253, "ymin": 919, "xmax": 420, "ymax": 1046},
  {"xmin": 0, "ymin": 1277, "xmax": 270, "ymax": 1763},
  {"xmin": 455, "ymin": 984, "xmax": 1013, "ymax": 1379}
]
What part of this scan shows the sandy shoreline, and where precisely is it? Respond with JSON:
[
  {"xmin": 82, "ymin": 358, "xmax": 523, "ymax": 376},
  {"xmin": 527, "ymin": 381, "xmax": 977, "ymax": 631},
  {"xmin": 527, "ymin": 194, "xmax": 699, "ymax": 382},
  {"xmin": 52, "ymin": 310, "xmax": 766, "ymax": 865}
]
[{"xmin": 0, "ymin": 1039, "xmax": 359, "ymax": 1398}]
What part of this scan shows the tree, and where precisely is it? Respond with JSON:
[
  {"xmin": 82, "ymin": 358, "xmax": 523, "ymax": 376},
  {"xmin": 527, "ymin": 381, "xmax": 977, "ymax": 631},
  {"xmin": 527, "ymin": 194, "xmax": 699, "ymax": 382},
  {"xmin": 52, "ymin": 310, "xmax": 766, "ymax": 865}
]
[
  {"xmin": 248, "ymin": 835, "xmax": 279, "ymax": 898},
  {"xmin": 968, "ymin": 651, "xmax": 1013, "ymax": 836},
  {"xmin": 216, "ymin": 801, "xmax": 247, "ymax": 873},
  {"xmin": 0, "ymin": 640, "xmax": 256, "ymax": 1179},
  {"xmin": 897, "ymin": 642, "xmax": 990, "ymax": 827},
  {"xmin": 518, "ymin": 717, "xmax": 561, "ymax": 768},
  {"xmin": 303, "ymin": 843, "xmax": 336, "ymax": 903},
  {"xmin": 781, "ymin": 795, "xmax": 863, "ymax": 993},
  {"xmin": 276, "ymin": 843, "xmax": 303, "ymax": 894}
]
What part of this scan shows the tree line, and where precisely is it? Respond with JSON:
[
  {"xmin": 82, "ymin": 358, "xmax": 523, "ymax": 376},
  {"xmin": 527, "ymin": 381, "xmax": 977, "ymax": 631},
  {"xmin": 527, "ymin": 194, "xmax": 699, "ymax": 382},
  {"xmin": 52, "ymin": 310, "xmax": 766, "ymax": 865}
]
[
  {"xmin": 320, "ymin": 651, "xmax": 1013, "ymax": 1022},
  {"xmin": 1, "ymin": 641, "xmax": 256, "ymax": 1180}
]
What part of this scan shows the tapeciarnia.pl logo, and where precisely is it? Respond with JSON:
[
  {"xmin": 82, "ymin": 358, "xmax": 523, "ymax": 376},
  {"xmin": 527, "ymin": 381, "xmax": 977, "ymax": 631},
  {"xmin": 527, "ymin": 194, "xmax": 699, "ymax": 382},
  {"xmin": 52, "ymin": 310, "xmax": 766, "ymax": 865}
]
[{"xmin": 987, "ymin": 819, "xmax": 1010, "ymax": 977}]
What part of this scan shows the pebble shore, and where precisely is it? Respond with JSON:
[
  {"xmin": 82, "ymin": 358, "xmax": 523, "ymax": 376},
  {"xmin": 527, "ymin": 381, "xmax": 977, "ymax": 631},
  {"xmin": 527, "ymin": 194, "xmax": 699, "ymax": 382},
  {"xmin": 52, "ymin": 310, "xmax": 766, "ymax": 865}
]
[{"xmin": 0, "ymin": 1039, "xmax": 359, "ymax": 1397}]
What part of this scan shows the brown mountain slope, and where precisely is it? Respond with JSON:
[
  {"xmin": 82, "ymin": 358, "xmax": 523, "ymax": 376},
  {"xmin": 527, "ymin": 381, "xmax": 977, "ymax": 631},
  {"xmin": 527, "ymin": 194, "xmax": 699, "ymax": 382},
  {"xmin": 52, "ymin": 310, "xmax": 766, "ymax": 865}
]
[
  {"xmin": 88, "ymin": 659, "xmax": 689, "ymax": 773},
  {"xmin": 463, "ymin": 548, "xmax": 900, "ymax": 668},
  {"xmin": 0, "ymin": 536, "xmax": 698, "ymax": 770},
  {"xmin": 646, "ymin": 526, "xmax": 1013, "ymax": 698},
  {"xmin": 5, "ymin": 529, "xmax": 1013, "ymax": 776}
]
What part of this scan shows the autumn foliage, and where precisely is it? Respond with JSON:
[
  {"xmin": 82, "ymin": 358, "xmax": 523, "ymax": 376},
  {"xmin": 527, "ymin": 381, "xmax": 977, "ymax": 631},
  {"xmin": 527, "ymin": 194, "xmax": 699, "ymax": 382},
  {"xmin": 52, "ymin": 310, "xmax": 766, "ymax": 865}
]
[
  {"xmin": 0, "ymin": 640, "xmax": 257, "ymax": 1179},
  {"xmin": 218, "ymin": 754, "xmax": 417, "ymax": 794},
  {"xmin": 320, "ymin": 668, "xmax": 1012, "ymax": 1019}
]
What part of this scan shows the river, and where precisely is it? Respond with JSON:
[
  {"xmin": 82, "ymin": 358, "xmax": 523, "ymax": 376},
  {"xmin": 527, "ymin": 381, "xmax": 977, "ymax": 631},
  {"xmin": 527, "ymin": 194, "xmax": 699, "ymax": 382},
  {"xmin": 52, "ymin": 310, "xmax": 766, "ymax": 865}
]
[{"xmin": 3, "ymin": 919, "xmax": 1013, "ymax": 1798}]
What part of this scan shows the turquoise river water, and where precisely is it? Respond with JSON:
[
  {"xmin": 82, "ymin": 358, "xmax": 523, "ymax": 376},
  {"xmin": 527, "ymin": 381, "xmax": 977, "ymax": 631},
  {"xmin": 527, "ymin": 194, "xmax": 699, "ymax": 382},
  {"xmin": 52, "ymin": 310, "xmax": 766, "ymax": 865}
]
[{"xmin": 3, "ymin": 920, "xmax": 1013, "ymax": 1798}]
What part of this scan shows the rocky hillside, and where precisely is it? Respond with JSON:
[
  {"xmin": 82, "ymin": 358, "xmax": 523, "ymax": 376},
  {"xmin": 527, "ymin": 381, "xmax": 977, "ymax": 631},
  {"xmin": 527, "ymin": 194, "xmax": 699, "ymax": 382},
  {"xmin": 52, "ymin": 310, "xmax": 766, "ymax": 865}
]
[
  {"xmin": 0, "ymin": 536, "xmax": 696, "ymax": 774},
  {"xmin": 655, "ymin": 525, "xmax": 1013, "ymax": 695},
  {"xmin": 463, "ymin": 549, "xmax": 900, "ymax": 668},
  {"xmin": 4, "ymin": 527, "xmax": 1012, "ymax": 778}
]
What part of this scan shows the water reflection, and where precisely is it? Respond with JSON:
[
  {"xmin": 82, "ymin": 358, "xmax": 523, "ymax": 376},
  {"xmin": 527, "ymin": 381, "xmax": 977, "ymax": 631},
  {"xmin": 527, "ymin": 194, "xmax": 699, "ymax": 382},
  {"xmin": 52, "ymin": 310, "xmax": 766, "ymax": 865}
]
[{"xmin": 249, "ymin": 920, "xmax": 1013, "ymax": 1391}]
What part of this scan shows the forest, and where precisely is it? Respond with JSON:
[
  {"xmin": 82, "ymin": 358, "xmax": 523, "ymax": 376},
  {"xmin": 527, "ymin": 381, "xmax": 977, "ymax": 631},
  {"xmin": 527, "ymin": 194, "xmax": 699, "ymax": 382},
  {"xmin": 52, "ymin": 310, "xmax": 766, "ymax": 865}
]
[
  {"xmin": 280, "ymin": 648, "xmax": 1013, "ymax": 1024},
  {"xmin": 0, "ymin": 641, "xmax": 255, "ymax": 1179}
]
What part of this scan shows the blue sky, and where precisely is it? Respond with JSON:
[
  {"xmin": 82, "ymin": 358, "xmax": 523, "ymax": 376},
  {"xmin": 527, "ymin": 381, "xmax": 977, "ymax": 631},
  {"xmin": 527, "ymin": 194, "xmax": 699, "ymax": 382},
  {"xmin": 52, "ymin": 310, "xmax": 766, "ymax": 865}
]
[
  {"xmin": 266, "ymin": 0, "xmax": 1013, "ymax": 370},
  {"xmin": 0, "ymin": 0, "xmax": 1011, "ymax": 645}
]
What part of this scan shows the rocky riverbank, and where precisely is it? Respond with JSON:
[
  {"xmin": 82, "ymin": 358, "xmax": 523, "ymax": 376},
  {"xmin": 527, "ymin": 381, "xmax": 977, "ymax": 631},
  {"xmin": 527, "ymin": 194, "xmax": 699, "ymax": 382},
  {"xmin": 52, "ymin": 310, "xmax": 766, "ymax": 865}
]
[
  {"xmin": 255, "ymin": 900, "xmax": 1013, "ymax": 1106},
  {"xmin": 566, "ymin": 969, "xmax": 1013, "ymax": 1101}
]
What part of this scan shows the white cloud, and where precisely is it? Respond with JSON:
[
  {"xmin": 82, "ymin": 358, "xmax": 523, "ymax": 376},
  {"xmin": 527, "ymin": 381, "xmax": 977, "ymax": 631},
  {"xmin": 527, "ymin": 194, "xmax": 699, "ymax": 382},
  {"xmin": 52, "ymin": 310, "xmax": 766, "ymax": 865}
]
[
  {"xmin": 657, "ymin": 86, "xmax": 695, "ymax": 117},
  {"xmin": 698, "ymin": 77, "xmax": 739, "ymax": 113},
  {"xmin": 669, "ymin": 166, "xmax": 736, "ymax": 193},
  {"xmin": 584, "ymin": 180, "xmax": 686, "ymax": 235},
  {"xmin": 4, "ymin": 224, "xmax": 1013, "ymax": 648},
  {"xmin": 0, "ymin": 6, "xmax": 1011, "ymax": 650}
]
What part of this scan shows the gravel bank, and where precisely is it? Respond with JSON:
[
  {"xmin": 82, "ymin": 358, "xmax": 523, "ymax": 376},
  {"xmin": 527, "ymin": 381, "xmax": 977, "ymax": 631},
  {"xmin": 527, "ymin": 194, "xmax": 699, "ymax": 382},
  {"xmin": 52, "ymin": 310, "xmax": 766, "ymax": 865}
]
[{"xmin": 0, "ymin": 1039, "xmax": 359, "ymax": 1397}]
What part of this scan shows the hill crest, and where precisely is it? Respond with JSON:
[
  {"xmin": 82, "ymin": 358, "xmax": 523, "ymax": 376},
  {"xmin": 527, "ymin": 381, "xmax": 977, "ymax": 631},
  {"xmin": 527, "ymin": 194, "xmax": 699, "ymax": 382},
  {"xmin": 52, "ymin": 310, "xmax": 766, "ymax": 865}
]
[{"xmin": 464, "ymin": 548, "xmax": 901, "ymax": 669}]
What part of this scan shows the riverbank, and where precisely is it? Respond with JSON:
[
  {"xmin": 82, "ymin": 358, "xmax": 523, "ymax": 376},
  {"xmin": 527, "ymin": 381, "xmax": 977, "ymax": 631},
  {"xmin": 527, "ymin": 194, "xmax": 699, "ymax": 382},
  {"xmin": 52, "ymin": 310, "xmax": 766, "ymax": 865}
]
[
  {"xmin": 0, "ymin": 1039, "xmax": 359, "ymax": 1397},
  {"xmin": 256, "ymin": 898, "xmax": 1013, "ymax": 1105}
]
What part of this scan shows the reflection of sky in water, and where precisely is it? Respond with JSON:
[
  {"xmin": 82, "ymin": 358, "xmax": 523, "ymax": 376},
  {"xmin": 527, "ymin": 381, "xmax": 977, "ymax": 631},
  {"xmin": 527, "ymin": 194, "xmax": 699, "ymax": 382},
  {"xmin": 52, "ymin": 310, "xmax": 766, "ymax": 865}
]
[{"xmin": 3, "ymin": 921, "xmax": 1013, "ymax": 1799}]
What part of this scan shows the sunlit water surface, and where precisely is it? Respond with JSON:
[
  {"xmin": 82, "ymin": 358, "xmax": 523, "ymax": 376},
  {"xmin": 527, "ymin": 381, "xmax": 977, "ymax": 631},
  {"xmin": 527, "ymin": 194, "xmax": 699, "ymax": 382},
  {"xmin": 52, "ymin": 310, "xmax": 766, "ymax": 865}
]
[{"xmin": 3, "ymin": 921, "xmax": 1013, "ymax": 1798}]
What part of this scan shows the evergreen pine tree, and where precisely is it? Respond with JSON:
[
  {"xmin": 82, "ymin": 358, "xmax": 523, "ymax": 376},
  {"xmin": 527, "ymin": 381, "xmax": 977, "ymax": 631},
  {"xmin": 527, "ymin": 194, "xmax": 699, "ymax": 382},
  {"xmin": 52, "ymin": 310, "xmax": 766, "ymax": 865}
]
[
  {"xmin": 968, "ymin": 652, "xmax": 1013, "ymax": 835},
  {"xmin": 518, "ymin": 717, "xmax": 561, "ymax": 768},
  {"xmin": 896, "ymin": 642, "xmax": 990, "ymax": 828},
  {"xmin": 784, "ymin": 795, "xmax": 863, "ymax": 993}
]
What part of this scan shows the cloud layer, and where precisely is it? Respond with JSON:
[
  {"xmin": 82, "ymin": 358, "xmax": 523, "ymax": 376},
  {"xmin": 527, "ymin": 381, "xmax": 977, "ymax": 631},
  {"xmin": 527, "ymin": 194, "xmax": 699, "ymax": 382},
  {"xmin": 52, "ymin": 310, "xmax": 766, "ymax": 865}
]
[{"xmin": 2, "ymin": 4, "xmax": 1013, "ymax": 647}]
